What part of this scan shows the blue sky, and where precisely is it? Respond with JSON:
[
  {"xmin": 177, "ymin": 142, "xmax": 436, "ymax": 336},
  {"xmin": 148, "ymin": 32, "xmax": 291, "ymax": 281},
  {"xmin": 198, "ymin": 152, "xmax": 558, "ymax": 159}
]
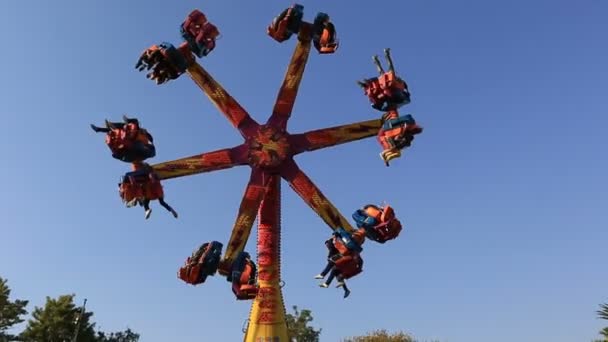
[{"xmin": 1, "ymin": 0, "xmax": 607, "ymax": 341}]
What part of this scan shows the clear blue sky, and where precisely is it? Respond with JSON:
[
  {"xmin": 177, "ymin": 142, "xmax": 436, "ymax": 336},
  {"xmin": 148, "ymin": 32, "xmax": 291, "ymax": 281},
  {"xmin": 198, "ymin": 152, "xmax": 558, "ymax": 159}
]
[{"xmin": 1, "ymin": 0, "xmax": 606, "ymax": 341}]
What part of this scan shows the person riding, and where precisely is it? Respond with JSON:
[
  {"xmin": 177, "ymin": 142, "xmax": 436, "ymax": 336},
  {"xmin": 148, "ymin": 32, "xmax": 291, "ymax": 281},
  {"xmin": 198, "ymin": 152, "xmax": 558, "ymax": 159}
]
[
  {"xmin": 377, "ymin": 111, "xmax": 423, "ymax": 166},
  {"xmin": 91, "ymin": 115, "xmax": 155, "ymax": 162},
  {"xmin": 119, "ymin": 162, "xmax": 178, "ymax": 219},
  {"xmin": 230, "ymin": 252, "xmax": 258, "ymax": 300},
  {"xmin": 352, "ymin": 203, "xmax": 403, "ymax": 242},
  {"xmin": 357, "ymin": 48, "xmax": 411, "ymax": 112},
  {"xmin": 315, "ymin": 228, "xmax": 366, "ymax": 298}
]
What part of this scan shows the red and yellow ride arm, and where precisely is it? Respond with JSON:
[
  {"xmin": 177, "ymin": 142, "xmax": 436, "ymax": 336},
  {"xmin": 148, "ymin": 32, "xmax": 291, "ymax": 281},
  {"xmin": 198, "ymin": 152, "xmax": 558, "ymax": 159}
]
[
  {"xmin": 186, "ymin": 62, "xmax": 260, "ymax": 138},
  {"xmin": 279, "ymin": 159, "xmax": 354, "ymax": 232},
  {"xmin": 218, "ymin": 168, "xmax": 270, "ymax": 275},
  {"xmin": 151, "ymin": 144, "xmax": 249, "ymax": 180},
  {"xmin": 266, "ymin": 23, "xmax": 314, "ymax": 129},
  {"xmin": 289, "ymin": 118, "xmax": 382, "ymax": 154}
]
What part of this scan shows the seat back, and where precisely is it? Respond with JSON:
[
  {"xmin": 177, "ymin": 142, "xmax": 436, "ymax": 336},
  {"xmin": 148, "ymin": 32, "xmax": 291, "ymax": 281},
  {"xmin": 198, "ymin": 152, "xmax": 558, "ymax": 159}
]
[
  {"xmin": 233, "ymin": 284, "xmax": 258, "ymax": 300},
  {"xmin": 381, "ymin": 205, "xmax": 395, "ymax": 222},
  {"xmin": 335, "ymin": 255, "xmax": 363, "ymax": 279},
  {"xmin": 373, "ymin": 218, "xmax": 403, "ymax": 242},
  {"xmin": 202, "ymin": 23, "xmax": 220, "ymax": 40},
  {"xmin": 144, "ymin": 179, "xmax": 164, "ymax": 200},
  {"xmin": 106, "ymin": 129, "xmax": 131, "ymax": 152},
  {"xmin": 229, "ymin": 252, "xmax": 251, "ymax": 283},
  {"xmin": 240, "ymin": 262, "xmax": 257, "ymax": 285},
  {"xmin": 191, "ymin": 243, "xmax": 209, "ymax": 262},
  {"xmin": 119, "ymin": 182, "xmax": 142, "ymax": 202},
  {"xmin": 178, "ymin": 264, "xmax": 204, "ymax": 285}
]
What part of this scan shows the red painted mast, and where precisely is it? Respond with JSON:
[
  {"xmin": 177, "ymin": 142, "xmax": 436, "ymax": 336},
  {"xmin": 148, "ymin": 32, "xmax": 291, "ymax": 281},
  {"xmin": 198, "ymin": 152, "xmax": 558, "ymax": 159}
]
[{"xmin": 244, "ymin": 175, "xmax": 289, "ymax": 341}]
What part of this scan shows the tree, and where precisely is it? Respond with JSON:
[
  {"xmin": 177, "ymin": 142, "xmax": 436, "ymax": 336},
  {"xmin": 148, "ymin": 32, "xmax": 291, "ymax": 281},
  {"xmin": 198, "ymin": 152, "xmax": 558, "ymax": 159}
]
[
  {"xmin": 341, "ymin": 329, "xmax": 416, "ymax": 342},
  {"xmin": 0, "ymin": 277, "xmax": 28, "ymax": 341},
  {"xmin": 20, "ymin": 294, "xmax": 97, "ymax": 342},
  {"xmin": 285, "ymin": 306, "xmax": 321, "ymax": 342},
  {"xmin": 597, "ymin": 303, "xmax": 608, "ymax": 342},
  {"xmin": 600, "ymin": 328, "xmax": 608, "ymax": 341},
  {"xmin": 599, "ymin": 303, "xmax": 608, "ymax": 321},
  {"xmin": 96, "ymin": 328, "xmax": 140, "ymax": 342}
]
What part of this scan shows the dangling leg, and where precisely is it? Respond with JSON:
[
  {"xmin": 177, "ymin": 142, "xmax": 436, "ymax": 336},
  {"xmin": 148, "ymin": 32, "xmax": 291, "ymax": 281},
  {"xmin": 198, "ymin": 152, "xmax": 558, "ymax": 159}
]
[
  {"xmin": 143, "ymin": 199, "xmax": 152, "ymax": 219},
  {"xmin": 335, "ymin": 273, "xmax": 345, "ymax": 287},
  {"xmin": 320, "ymin": 267, "xmax": 338, "ymax": 288},
  {"xmin": 90, "ymin": 124, "xmax": 111, "ymax": 133},
  {"xmin": 122, "ymin": 114, "xmax": 140, "ymax": 126},
  {"xmin": 315, "ymin": 260, "xmax": 334, "ymax": 279},
  {"xmin": 105, "ymin": 119, "xmax": 125, "ymax": 129},
  {"xmin": 158, "ymin": 197, "xmax": 178, "ymax": 218},
  {"xmin": 384, "ymin": 48, "xmax": 395, "ymax": 73},
  {"xmin": 358, "ymin": 78, "xmax": 380, "ymax": 90},
  {"xmin": 337, "ymin": 276, "xmax": 351, "ymax": 298},
  {"xmin": 372, "ymin": 55, "xmax": 385, "ymax": 75}
]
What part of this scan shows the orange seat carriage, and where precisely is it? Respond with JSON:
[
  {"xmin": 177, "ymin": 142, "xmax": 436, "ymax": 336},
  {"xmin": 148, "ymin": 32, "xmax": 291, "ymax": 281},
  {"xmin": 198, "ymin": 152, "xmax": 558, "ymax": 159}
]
[
  {"xmin": 104, "ymin": 122, "xmax": 156, "ymax": 163},
  {"xmin": 352, "ymin": 204, "xmax": 403, "ymax": 243},
  {"xmin": 315, "ymin": 22, "xmax": 338, "ymax": 53},
  {"xmin": 232, "ymin": 262, "xmax": 258, "ymax": 300},
  {"xmin": 352, "ymin": 204, "xmax": 392, "ymax": 228},
  {"xmin": 312, "ymin": 12, "xmax": 338, "ymax": 54},
  {"xmin": 377, "ymin": 111, "xmax": 423, "ymax": 165},
  {"xmin": 229, "ymin": 252, "xmax": 259, "ymax": 300},
  {"xmin": 181, "ymin": 9, "xmax": 220, "ymax": 57},
  {"xmin": 361, "ymin": 72, "xmax": 410, "ymax": 112},
  {"xmin": 178, "ymin": 241, "xmax": 224, "ymax": 285},
  {"xmin": 377, "ymin": 112, "xmax": 423, "ymax": 149},
  {"xmin": 267, "ymin": 4, "xmax": 304, "ymax": 43},
  {"xmin": 267, "ymin": 4, "xmax": 338, "ymax": 55},
  {"xmin": 378, "ymin": 71, "xmax": 408, "ymax": 95},
  {"xmin": 178, "ymin": 258, "xmax": 202, "ymax": 285},
  {"xmin": 119, "ymin": 163, "xmax": 163, "ymax": 204},
  {"xmin": 324, "ymin": 228, "xmax": 365, "ymax": 280},
  {"xmin": 359, "ymin": 48, "xmax": 411, "ymax": 112}
]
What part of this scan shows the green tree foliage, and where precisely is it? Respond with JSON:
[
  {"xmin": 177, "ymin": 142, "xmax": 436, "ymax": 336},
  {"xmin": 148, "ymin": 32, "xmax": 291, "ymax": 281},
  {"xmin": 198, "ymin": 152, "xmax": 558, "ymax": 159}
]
[
  {"xmin": 20, "ymin": 294, "xmax": 97, "ymax": 342},
  {"xmin": 96, "ymin": 328, "xmax": 140, "ymax": 342},
  {"xmin": 341, "ymin": 329, "xmax": 416, "ymax": 342},
  {"xmin": 0, "ymin": 277, "xmax": 28, "ymax": 341},
  {"xmin": 599, "ymin": 303, "xmax": 608, "ymax": 321},
  {"xmin": 597, "ymin": 303, "xmax": 608, "ymax": 342},
  {"xmin": 285, "ymin": 306, "xmax": 321, "ymax": 342}
]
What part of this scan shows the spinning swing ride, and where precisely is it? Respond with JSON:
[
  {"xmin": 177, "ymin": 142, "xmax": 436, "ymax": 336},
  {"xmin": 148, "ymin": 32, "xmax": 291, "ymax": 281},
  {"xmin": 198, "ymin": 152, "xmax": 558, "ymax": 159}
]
[{"xmin": 92, "ymin": 5, "xmax": 422, "ymax": 341}]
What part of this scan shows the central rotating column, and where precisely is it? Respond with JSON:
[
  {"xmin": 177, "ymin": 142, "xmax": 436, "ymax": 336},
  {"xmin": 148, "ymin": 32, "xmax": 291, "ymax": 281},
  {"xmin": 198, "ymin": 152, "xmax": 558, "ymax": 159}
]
[{"xmin": 244, "ymin": 175, "xmax": 289, "ymax": 341}]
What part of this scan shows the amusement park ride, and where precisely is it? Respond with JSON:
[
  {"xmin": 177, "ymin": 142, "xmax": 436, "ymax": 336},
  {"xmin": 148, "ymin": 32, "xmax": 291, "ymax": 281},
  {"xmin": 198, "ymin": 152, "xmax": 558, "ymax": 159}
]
[{"xmin": 92, "ymin": 4, "xmax": 422, "ymax": 341}]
